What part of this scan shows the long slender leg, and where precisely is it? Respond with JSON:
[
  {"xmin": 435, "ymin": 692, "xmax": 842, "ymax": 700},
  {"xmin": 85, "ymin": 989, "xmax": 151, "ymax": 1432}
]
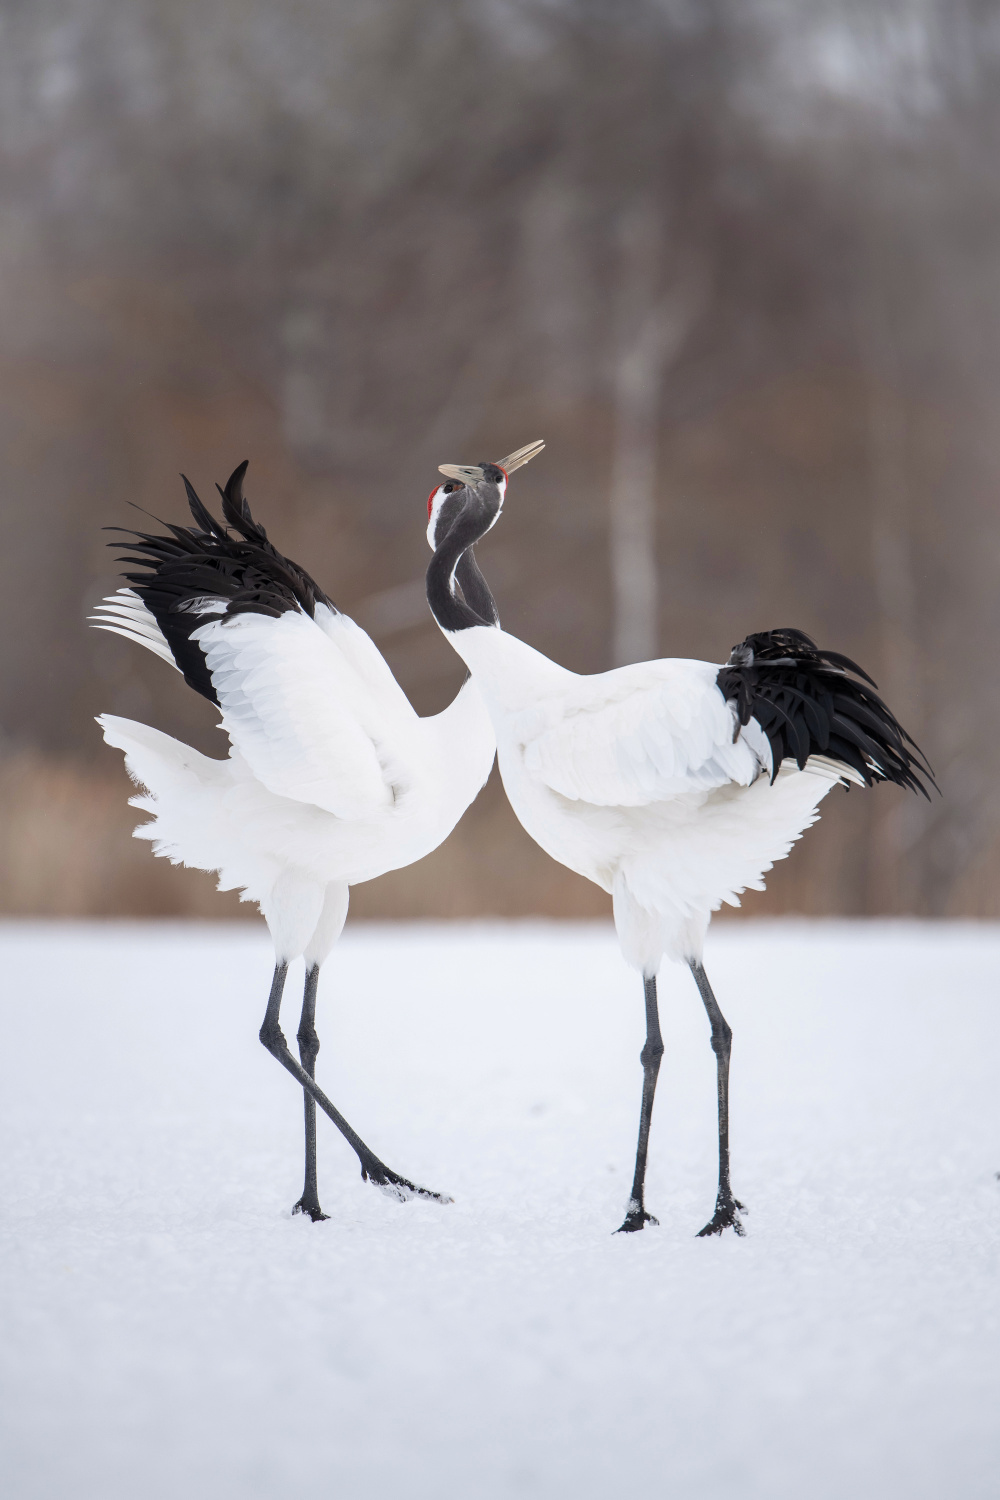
[
  {"xmin": 292, "ymin": 964, "xmax": 328, "ymax": 1222},
  {"xmin": 618, "ymin": 976, "xmax": 665, "ymax": 1234},
  {"xmin": 260, "ymin": 963, "xmax": 451, "ymax": 1204},
  {"xmin": 689, "ymin": 960, "xmax": 746, "ymax": 1237}
]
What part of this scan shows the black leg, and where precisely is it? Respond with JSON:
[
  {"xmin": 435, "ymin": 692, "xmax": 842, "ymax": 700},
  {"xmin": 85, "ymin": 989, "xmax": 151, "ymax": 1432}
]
[
  {"xmin": 689, "ymin": 960, "xmax": 746, "ymax": 1237},
  {"xmin": 617, "ymin": 976, "xmax": 665, "ymax": 1233},
  {"xmin": 292, "ymin": 964, "xmax": 328, "ymax": 1222},
  {"xmin": 259, "ymin": 963, "xmax": 451, "ymax": 1204}
]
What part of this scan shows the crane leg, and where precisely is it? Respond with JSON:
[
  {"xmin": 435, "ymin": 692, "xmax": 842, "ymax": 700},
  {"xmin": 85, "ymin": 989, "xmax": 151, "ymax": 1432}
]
[
  {"xmin": 689, "ymin": 960, "xmax": 746, "ymax": 1237},
  {"xmin": 259, "ymin": 962, "xmax": 452, "ymax": 1206},
  {"xmin": 292, "ymin": 964, "xmax": 328, "ymax": 1222},
  {"xmin": 617, "ymin": 976, "xmax": 664, "ymax": 1233}
]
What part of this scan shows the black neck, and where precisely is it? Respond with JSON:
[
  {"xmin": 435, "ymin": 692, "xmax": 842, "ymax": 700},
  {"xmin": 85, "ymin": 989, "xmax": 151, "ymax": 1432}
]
[
  {"xmin": 455, "ymin": 547, "xmax": 499, "ymax": 627},
  {"xmin": 426, "ymin": 497, "xmax": 499, "ymax": 632}
]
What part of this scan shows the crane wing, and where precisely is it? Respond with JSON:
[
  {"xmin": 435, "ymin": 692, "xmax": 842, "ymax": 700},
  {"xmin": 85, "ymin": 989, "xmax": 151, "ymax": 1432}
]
[
  {"xmin": 519, "ymin": 659, "xmax": 769, "ymax": 807},
  {"xmin": 101, "ymin": 464, "xmax": 421, "ymax": 821},
  {"xmin": 90, "ymin": 588, "xmax": 181, "ymax": 670},
  {"xmin": 193, "ymin": 607, "xmax": 409, "ymax": 819},
  {"xmin": 312, "ymin": 602, "xmax": 417, "ymax": 710}
]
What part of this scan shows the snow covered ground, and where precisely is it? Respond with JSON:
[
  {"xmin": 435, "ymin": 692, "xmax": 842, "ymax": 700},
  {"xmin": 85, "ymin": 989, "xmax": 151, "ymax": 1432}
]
[{"xmin": 1, "ymin": 919, "xmax": 998, "ymax": 1499}]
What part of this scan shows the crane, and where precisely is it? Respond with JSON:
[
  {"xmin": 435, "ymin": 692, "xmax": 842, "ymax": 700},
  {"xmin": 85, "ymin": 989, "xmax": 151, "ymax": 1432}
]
[
  {"xmin": 424, "ymin": 444, "xmax": 933, "ymax": 1235},
  {"xmin": 92, "ymin": 461, "xmax": 497, "ymax": 1220}
]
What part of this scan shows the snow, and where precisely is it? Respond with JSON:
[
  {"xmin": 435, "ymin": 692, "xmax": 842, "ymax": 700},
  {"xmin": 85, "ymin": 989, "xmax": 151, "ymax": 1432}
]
[{"xmin": 1, "ymin": 919, "xmax": 998, "ymax": 1499}]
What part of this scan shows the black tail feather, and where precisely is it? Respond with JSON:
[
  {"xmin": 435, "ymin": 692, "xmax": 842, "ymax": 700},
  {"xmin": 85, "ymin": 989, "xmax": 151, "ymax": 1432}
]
[{"xmin": 717, "ymin": 628, "xmax": 936, "ymax": 799}]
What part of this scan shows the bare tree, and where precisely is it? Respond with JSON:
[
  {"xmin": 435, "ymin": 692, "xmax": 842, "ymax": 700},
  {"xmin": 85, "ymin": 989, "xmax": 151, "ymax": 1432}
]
[
  {"xmin": 609, "ymin": 207, "xmax": 705, "ymax": 666},
  {"xmin": 1, "ymin": 0, "xmax": 999, "ymax": 918},
  {"xmin": 860, "ymin": 230, "xmax": 924, "ymax": 912}
]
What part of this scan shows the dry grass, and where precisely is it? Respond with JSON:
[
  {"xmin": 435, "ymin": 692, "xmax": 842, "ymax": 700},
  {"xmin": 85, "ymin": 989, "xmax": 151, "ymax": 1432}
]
[
  {"xmin": 0, "ymin": 751, "xmax": 612, "ymax": 921},
  {"xmin": 2, "ymin": 749, "xmax": 978, "ymax": 924},
  {"xmin": 0, "ymin": 752, "xmax": 246, "ymax": 919}
]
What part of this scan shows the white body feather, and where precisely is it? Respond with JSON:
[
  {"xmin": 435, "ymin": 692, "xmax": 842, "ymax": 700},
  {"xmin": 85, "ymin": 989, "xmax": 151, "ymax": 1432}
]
[
  {"xmin": 94, "ymin": 595, "xmax": 495, "ymax": 963},
  {"xmin": 445, "ymin": 625, "xmax": 847, "ymax": 974}
]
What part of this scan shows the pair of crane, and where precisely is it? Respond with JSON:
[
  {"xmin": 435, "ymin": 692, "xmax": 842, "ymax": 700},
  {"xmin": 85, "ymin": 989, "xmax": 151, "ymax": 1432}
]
[{"xmin": 92, "ymin": 442, "xmax": 932, "ymax": 1236}]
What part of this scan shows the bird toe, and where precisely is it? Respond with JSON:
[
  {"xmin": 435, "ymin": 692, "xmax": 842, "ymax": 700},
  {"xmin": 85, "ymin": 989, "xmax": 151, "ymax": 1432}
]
[
  {"xmin": 616, "ymin": 1201, "xmax": 660, "ymax": 1234},
  {"xmin": 696, "ymin": 1196, "xmax": 747, "ymax": 1238}
]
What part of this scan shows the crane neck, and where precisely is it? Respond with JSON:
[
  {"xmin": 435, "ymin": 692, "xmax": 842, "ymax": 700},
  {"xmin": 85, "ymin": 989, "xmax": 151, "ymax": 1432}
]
[
  {"xmin": 454, "ymin": 547, "xmax": 498, "ymax": 628},
  {"xmin": 426, "ymin": 495, "xmax": 500, "ymax": 633}
]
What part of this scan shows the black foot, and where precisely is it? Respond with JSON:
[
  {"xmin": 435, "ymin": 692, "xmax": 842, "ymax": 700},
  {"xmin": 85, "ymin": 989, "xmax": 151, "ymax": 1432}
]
[
  {"xmin": 696, "ymin": 1195, "xmax": 746, "ymax": 1238},
  {"xmin": 616, "ymin": 1199, "xmax": 660, "ymax": 1234},
  {"xmin": 360, "ymin": 1159, "xmax": 453, "ymax": 1205},
  {"xmin": 292, "ymin": 1198, "xmax": 330, "ymax": 1223}
]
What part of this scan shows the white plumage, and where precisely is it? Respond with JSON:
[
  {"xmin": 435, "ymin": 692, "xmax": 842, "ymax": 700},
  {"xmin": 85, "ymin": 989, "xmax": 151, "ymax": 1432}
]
[
  {"xmin": 443, "ymin": 610, "xmax": 851, "ymax": 974},
  {"xmin": 91, "ymin": 587, "xmax": 178, "ymax": 667},
  {"xmin": 93, "ymin": 466, "xmax": 495, "ymax": 1218},
  {"xmin": 94, "ymin": 600, "xmax": 492, "ymax": 948},
  {"xmin": 423, "ymin": 447, "xmax": 931, "ymax": 1236}
]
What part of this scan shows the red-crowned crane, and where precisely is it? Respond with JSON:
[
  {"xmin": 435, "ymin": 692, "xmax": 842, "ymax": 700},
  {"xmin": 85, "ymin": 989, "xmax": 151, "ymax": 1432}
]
[
  {"xmin": 424, "ymin": 443, "xmax": 933, "ymax": 1236},
  {"xmin": 92, "ymin": 461, "xmax": 501, "ymax": 1220}
]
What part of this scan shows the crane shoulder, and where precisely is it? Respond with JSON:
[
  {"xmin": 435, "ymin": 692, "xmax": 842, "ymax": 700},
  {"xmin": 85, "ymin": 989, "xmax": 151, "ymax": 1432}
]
[{"xmin": 518, "ymin": 657, "xmax": 766, "ymax": 807}]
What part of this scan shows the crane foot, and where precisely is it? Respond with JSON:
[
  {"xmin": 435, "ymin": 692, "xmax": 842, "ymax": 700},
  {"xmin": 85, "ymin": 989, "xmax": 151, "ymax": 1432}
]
[
  {"xmin": 696, "ymin": 1194, "xmax": 746, "ymax": 1238},
  {"xmin": 616, "ymin": 1199, "xmax": 660, "ymax": 1234},
  {"xmin": 361, "ymin": 1159, "xmax": 453, "ymax": 1204},
  {"xmin": 292, "ymin": 1198, "xmax": 330, "ymax": 1223}
]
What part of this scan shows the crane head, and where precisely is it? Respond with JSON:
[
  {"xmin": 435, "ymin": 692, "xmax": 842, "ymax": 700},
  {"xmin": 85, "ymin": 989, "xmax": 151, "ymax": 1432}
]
[
  {"xmin": 437, "ymin": 439, "xmax": 545, "ymax": 488},
  {"xmin": 427, "ymin": 439, "xmax": 544, "ymax": 549}
]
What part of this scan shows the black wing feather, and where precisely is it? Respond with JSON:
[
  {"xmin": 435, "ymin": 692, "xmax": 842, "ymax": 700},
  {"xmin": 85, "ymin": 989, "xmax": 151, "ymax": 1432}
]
[
  {"xmin": 181, "ymin": 475, "xmax": 229, "ymax": 542},
  {"xmin": 106, "ymin": 463, "xmax": 335, "ymax": 706},
  {"xmin": 717, "ymin": 628, "xmax": 935, "ymax": 798}
]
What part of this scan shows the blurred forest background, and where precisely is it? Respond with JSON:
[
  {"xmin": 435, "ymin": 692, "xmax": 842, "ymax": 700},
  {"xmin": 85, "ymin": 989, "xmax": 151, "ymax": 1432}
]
[{"xmin": 0, "ymin": 0, "xmax": 997, "ymax": 922}]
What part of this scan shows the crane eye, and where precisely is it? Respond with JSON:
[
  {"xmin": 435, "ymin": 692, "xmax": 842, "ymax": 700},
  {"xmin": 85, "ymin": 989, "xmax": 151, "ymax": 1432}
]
[
  {"xmin": 427, "ymin": 482, "xmax": 462, "ymax": 517},
  {"xmin": 428, "ymin": 481, "xmax": 463, "ymax": 519}
]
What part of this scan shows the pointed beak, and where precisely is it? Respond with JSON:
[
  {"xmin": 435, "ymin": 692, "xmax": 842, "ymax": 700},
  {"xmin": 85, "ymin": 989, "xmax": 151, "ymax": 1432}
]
[
  {"xmin": 437, "ymin": 440, "xmax": 545, "ymax": 485},
  {"xmin": 437, "ymin": 463, "xmax": 486, "ymax": 484},
  {"xmin": 496, "ymin": 439, "xmax": 545, "ymax": 474}
]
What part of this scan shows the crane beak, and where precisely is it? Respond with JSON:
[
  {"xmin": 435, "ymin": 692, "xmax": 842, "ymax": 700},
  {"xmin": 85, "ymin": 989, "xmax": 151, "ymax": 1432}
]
[
  {"xmin": 437, "ymin": 441, "xmax": 545, "ymax": 485},
  {"xmin": 437, "ymin": 463, "xmax": 485, "ymax": 484},
  {"xmin": 496, "ymin": 439, "xmax": 545, "ymax": 474}
]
